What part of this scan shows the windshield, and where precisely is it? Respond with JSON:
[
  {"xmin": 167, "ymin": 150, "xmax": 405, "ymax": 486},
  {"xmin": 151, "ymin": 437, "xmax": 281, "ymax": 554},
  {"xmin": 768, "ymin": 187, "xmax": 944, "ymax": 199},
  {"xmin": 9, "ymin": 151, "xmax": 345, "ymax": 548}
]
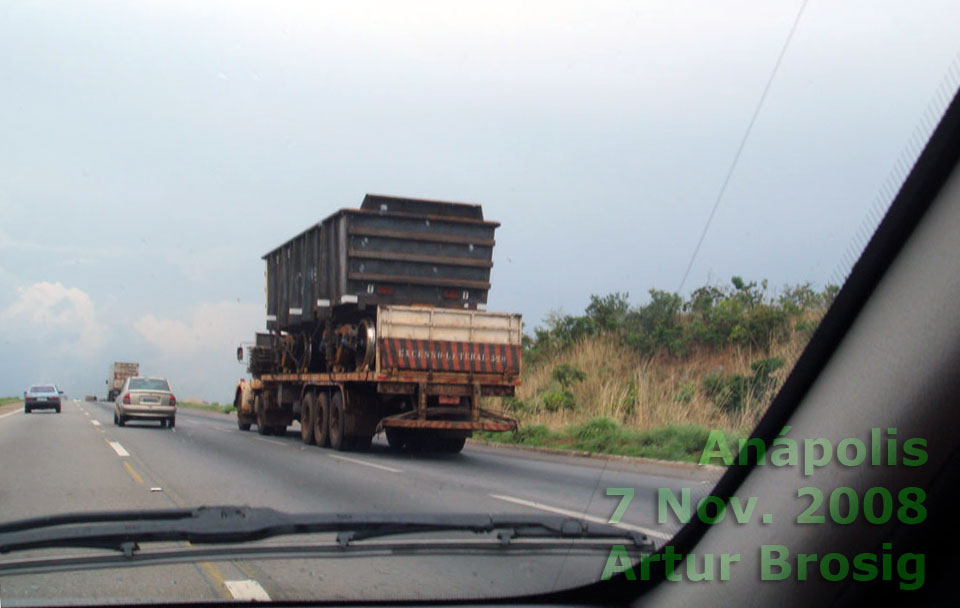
[
  {"xmin": 0, "ymin": 1, "xmax": 957, "ymax": 604},
  {"xmin": 129, "ymin": 379, "xmax": 171, "ymax": 391}
]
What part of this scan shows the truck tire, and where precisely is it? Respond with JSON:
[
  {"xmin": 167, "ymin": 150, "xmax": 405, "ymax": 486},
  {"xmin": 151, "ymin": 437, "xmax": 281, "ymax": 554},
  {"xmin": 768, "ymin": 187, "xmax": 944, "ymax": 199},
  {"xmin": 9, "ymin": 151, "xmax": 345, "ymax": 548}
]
[
  {"xmin": 255, "ymin": 394, "xmax": 268, "ymax": 435},
  {"xmin": 238, "ymin": 419, "xmax": 251, "ymax": 431},
  {"xmin": 329, "ymin": 391, "xmax": 346, "ymax": 451},
  {"xmin": 314, "ymin": 392, "xmax": 330, "ymax": 447},
  {"xmin": 300, "ymin": 393, "xmax": 316, "ymax": 445}
]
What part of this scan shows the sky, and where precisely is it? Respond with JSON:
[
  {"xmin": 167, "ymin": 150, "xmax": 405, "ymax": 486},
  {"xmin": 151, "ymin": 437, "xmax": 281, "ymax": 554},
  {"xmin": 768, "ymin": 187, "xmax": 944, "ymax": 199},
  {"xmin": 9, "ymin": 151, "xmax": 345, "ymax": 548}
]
[{"xmin": 1, "ymin": 0, "xmax": 958, "ymax": 401}]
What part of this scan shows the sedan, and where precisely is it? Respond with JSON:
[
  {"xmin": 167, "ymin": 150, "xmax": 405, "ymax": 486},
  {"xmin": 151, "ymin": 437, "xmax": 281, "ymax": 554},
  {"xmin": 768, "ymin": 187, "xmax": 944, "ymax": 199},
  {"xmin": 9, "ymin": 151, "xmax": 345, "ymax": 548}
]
[
  {"xmin": 114, "ymin": 377, "xmax": 176, "ymax": 428},
  {"xmin": 24, "ymin": 385, "xmax": 62, "ymax": 413}
]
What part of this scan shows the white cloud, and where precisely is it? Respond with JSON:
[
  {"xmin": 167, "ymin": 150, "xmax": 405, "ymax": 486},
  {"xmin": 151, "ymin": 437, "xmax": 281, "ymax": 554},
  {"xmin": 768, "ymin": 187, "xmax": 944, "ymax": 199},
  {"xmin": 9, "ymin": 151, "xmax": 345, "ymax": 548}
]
[
  {"xmin": 134, "ymin": 301, "xmax": 261, "ymax": 355},
  {"xmin": 132, "ymin": 301, "xmax": 262, "ymax": 401},
  {"xmin": 0, "ymin": 282, "xmax": 105, "ymax": 355}
]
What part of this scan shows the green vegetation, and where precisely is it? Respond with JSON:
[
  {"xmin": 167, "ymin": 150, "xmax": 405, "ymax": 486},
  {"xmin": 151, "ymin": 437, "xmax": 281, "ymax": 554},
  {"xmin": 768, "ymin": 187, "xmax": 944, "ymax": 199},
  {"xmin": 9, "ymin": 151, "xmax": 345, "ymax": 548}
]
[
  {"xmin": 477, "ymin": 418, "xmax": 742, "ymax": 463},
  {"xmin": 0, "ymin": 397, "xmax": 21, "ymax": 406},
  {"xmin": 488, "ymin": 277, "xmax": 835, "ymax": 461},
  {"xmin": 525, "ymin": 278, "xmax": 836, "ymax": 364},
  {"xmin": 179, "ymin": 401, "xmax": 236, "ymax": 415}
]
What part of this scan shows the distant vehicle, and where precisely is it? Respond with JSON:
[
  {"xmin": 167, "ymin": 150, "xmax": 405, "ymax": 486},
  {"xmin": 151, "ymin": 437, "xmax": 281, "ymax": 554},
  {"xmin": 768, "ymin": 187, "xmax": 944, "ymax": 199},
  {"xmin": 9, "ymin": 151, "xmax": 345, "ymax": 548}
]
[
  {"xmin": 84, "ymin": 395, "xmax": 97, "ymax": 402},
  {"xmin": 106, "ymin": 362, "xmax": 139, "ymax": 401},
  {"xmin": 113, "ymin": 377, "xmax": 177, "ymax": 428},
  {"xmin": 24, "ymin": 385, "xmax": 62, "ymax": 414}
]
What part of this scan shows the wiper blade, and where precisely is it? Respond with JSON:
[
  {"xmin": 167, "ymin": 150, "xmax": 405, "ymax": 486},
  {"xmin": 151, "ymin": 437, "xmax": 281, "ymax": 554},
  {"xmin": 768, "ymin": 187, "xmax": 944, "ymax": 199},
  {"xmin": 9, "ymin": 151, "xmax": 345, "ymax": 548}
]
[{"xmin": 0, "ymin": 506, "xmax": 654, "ymax": 557}]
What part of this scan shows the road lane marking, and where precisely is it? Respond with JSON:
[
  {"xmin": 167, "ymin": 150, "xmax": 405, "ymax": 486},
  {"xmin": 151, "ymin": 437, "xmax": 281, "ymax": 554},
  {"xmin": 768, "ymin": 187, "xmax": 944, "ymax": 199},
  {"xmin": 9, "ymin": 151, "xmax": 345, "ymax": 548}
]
[
  {"xmin": 91, "ymin": 420, "xmax": 101, "ymax": 426},
  {"xmin": 197, "ymin": 561, "xmax": 233, "ymax": 600},
  {"xmin": 224, "ymin": 580, "xmax": 271, "ymax": 601},
  {"xmin": 107, "ymin": 440, "xmax": 130, "ymax": 457},
  {"xmin": 326, "ymin": 453, "xmax": 402, "ymax": 473},
  {"xmin": 0, "ymin": 409, "xmax": 21, "ymax": 420},
  {"xmin": 123, "ymin": 461, "xmax": 144, "ymax": 484},
  {"xmin": 254, "ymin": 437, "xmax": 285, "ymax": 447},
  {"xmin": 489, "ymin": 493, "xmax": 671, "ymax": 541}
]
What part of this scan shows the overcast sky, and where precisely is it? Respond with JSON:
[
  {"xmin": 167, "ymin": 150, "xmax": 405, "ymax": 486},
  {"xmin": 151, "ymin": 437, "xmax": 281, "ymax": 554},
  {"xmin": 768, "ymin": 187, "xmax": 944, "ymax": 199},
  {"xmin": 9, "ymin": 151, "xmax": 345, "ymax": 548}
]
[{"xmin": 1, "ymin": 1, "xmax": 958, "ymax": 401}]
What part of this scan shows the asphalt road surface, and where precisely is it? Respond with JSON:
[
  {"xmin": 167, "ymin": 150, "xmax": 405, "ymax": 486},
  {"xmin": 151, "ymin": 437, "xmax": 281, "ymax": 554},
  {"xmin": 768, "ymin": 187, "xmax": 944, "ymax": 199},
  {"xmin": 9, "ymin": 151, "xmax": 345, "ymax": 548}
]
[{"xmin": 0, "ymin": 400, "xmax": 721, "ymax": 604}]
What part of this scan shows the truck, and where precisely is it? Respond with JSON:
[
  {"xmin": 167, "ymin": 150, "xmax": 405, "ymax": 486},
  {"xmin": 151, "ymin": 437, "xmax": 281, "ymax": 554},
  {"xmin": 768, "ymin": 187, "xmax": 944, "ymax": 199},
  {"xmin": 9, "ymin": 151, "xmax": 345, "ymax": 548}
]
[
  {"xmin": 107, "ymin": 362, "xmax": 139, "ymax": 401},
  {"xmin": 233, "ymin": 194, "xmax": 520, "ymax": 453}
]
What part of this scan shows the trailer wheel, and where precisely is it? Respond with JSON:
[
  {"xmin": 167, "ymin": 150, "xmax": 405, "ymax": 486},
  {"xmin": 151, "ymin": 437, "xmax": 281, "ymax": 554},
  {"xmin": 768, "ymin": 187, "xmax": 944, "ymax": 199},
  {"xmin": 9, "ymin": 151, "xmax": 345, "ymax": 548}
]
[
  {"xmin": 300, "ymin": 393, "xmax": 316, "ymax": 445},
  {"xmin": 329, "ymin": 391, "xmax": 346, "ymax": 451},
  {"xmin": 238, "ymin": 420, "xmax": 251, "ymax": 431},
  {"xmin": 314, "ymin": 392, "xmax": 330, "ymax": 447},
  {"xmin": 255, "ymin": 395, "xmax": 269, "ymax": 435}
]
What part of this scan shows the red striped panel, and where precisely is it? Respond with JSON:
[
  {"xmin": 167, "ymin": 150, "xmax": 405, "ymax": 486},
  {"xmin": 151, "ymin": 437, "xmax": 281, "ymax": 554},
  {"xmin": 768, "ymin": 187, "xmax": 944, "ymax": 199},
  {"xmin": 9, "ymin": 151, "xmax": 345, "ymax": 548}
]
[{"xmin": 378, "ymin": 339, "xmax": 521, "ymax": 373}]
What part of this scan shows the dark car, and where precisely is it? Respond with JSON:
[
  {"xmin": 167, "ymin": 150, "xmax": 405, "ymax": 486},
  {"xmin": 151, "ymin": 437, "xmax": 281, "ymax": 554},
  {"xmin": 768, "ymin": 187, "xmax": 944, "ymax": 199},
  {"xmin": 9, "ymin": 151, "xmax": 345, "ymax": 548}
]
[{"xmin": 24, "ymin": 385, "xmax": 62, "ymax": 413}]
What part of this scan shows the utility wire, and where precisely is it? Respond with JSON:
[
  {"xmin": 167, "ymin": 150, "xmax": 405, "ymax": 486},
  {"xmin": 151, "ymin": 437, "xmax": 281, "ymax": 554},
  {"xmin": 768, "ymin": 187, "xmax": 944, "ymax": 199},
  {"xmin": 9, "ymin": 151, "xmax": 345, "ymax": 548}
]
[{"xmin": 677, "ymin": 0, "xmax": 809, "ymax": 294}]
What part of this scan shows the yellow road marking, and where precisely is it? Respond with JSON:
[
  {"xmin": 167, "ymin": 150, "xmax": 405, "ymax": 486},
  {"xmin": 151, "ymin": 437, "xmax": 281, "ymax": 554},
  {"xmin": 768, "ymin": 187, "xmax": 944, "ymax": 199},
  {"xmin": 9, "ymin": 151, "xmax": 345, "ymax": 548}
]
[
  {"xmin": 122, "ymin": 461, "xmax": 144, "ymax": 484},
  {"xmin": 196, "ymin": 560, "xmax": 233, "ymax": 600}
]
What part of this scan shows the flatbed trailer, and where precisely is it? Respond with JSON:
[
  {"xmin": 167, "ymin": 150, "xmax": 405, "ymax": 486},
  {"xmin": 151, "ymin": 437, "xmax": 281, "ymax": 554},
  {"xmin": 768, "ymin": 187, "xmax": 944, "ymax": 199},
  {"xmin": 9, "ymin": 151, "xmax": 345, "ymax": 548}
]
[{"xmin": 233, "ymin": 195, "xmax": 521, "ymax": 453}]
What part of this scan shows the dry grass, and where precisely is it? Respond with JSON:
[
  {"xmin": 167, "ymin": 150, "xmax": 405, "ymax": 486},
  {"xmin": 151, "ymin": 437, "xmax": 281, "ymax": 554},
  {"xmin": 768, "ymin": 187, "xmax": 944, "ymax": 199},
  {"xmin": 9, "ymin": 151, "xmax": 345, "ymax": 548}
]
[{"xmin": 495, "ymin": 315, "xmax": 821, "ymax": 435}]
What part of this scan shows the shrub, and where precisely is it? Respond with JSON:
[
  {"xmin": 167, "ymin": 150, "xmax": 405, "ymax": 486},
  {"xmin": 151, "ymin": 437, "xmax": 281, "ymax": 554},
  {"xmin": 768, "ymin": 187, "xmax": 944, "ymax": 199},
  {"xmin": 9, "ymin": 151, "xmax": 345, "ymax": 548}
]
[
  {"xmin": 542, "ymin": 390, "xmax": 576, "ymax": 412},
  {"xmin": 551, "ymin": 363, "xmax": 586, "ymax": 390},
  {"xmin": 703, "ymin": 357, "xmax": 785, "ymax": 414},
  {"xmin": 585, "ymin": 292, "xmax": 630, "ymax": 332}
]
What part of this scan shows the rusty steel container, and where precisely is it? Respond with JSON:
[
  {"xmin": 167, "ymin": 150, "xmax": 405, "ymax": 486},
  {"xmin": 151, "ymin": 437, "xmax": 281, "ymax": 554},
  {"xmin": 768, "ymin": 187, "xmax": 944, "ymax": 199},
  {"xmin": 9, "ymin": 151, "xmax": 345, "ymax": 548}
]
[{"xmin": 264, "ymin": 194, "xmax": 499, "ymax": 333}]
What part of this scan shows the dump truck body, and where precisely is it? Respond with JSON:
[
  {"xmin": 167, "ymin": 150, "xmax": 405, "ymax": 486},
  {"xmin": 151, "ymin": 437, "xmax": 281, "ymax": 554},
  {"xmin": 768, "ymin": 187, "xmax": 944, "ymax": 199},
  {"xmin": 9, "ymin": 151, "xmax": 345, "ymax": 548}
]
[{"xmin": 107, "ymin": 362, "xmax": 139, "ymax": 401}]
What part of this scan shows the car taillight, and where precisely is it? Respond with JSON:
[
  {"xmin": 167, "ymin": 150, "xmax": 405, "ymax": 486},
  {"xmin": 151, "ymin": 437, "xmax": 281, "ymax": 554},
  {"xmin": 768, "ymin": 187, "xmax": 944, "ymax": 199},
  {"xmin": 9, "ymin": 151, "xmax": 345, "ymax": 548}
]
[
  {"xmin": 25, "ymin": 396, "xmax": 35, "ymax": 402},
  {"xmin": 51, "ymin": 396, "xmax": 59, "ymax": 403},
  {"xmin": 170, "ymin": 395, "xmax": 176, "ymax": 406},
  {"xmin": 123, "ymin": 394, "xmax": 130, "ymax": 405}
]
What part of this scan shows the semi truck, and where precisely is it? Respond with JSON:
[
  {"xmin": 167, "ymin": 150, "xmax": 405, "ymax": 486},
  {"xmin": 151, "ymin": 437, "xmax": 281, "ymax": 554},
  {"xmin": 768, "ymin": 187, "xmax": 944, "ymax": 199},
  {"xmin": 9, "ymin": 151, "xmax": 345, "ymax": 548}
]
[
  {"xmin": 234, "ymin": 194, "xmax": 520, "ymax": 453},
  {"xmin": 107, "ymin": 362, "xmax": 139, "ymax": 401}
]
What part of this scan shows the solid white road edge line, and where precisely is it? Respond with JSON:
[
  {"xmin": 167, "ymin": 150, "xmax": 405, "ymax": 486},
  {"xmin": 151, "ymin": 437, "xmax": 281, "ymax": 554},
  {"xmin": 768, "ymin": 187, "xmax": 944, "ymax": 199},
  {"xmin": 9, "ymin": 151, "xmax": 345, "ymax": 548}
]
[
  {"xmin": 489, "ymin": 493, "xmax": 671, "ymax": 541},
  {"xmin": 326, "ymin": 453, "xmax": 402, "ymax": 474},
  {"xmin": 0, "ymin": 410, "xmax": 20, "ymax": 420},
  {"xmin": 108, "ymin": 441, "xmax": 130, "ymax": 457},
  {"xmin": 224, "ymin": 580, "xmax": 271, "ymax": 601}
]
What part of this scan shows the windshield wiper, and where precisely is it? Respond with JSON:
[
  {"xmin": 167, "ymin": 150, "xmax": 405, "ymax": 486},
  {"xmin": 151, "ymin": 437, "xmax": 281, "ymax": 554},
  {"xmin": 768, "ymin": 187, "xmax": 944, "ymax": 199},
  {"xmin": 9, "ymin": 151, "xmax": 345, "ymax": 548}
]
[{"xmin": 0, "ymin": 506, "xmax": 654, "ymax": 560}]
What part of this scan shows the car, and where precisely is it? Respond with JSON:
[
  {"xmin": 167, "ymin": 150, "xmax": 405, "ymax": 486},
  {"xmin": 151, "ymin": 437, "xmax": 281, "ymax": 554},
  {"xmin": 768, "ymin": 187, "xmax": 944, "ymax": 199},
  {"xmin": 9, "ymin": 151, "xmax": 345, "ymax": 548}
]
[
  {"xmin": 113, "ymin": 376, "xmax": 177, "ymax": 428},
  {"xmin": 23, "ymin": 385, "xmax": 62, "ymax": 414}
]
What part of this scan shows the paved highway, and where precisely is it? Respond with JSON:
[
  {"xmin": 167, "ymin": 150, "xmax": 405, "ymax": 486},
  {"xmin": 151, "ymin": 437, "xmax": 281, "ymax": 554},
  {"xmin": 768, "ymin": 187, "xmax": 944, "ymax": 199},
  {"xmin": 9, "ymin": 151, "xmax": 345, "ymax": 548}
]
[{"xmin": 0, "ymin": 400, "xmax": 721, "ymax": 604}]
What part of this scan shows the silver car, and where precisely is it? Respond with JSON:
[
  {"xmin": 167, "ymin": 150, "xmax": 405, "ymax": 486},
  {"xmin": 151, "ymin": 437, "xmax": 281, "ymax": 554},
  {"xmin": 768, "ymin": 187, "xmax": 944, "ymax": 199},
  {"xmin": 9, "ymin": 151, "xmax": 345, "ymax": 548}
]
[
  {"xmin": 24, "ymin": 384, "xmax": 62, "ymax": 413},
  {"xmin": 113, "ymin": 377, "xmax": 177, "ymax": 428}
]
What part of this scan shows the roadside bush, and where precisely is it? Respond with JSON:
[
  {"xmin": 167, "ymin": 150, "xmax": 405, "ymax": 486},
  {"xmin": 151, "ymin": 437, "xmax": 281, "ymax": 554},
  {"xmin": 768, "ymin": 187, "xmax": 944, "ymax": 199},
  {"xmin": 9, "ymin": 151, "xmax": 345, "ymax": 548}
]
[
  {"xmin": 542, "ymin": 390, "xmax": 576, "ymax": 412},
  {"xmin": 551, "ymin": 363, "xmax": 586, "ymax": 390},
  {"xmin": 521, "ymin": 278, "xmax": 835, "ymax": 363},
  {"xmin": 569, "ymin": 417, "xmax": 621, "ymax": 452},
  {"xmin": 703, "ymin": 357, "xmax": 785, "ymax": 414}
]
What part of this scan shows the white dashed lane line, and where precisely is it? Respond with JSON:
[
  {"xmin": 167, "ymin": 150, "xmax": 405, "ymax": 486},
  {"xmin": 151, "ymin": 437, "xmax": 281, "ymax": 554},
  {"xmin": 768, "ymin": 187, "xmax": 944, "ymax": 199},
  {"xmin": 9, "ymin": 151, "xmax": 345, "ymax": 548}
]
[
  {"xmin": 107, "ymin": 441, "xmax": 130, "ymax": 457},
  {"xmin": 489, "ymin": 493, "xmax": 671, "ymax": 541},
  {"xmin": 91, "ymin": 420, "xmax": 101, "ymax": 426},
  {"xmin": 326, "ymin": 453, "xmax": 402, "ymax": 474}
]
